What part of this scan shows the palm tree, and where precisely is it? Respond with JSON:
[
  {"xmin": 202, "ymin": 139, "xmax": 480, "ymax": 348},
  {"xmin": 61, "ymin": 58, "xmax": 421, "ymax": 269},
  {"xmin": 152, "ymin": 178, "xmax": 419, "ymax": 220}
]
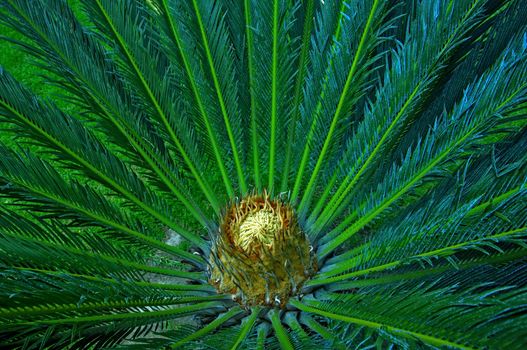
[{"xmin": 1, "ymin": 0, "xmax": 526, "ymax": 348}]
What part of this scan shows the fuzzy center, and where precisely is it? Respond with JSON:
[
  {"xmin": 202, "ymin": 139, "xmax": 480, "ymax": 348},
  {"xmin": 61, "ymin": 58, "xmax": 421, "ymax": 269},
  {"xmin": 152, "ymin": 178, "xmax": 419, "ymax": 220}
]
[{"xmin": 237, "ymin": 210, "xmax": 280, "ymax": 250}]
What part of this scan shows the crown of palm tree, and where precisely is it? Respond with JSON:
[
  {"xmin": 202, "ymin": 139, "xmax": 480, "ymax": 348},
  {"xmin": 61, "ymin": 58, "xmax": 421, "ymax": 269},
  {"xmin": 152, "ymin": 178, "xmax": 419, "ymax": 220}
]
[{"xmin": 0, "ymin": 0, "xmax": 526, "ymax": 349}]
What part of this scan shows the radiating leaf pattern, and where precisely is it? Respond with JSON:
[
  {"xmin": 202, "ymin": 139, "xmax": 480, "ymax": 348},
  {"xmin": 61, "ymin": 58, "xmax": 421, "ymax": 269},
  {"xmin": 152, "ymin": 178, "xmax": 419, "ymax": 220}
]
[{"xmin": 0, "ymin": 0, "xmax": 526, "ymax": 348}]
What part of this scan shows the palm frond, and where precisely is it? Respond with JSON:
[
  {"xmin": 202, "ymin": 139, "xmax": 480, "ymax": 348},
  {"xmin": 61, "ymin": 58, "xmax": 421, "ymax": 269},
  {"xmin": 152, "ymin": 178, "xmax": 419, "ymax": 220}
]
[
  {"xmin": 294, "ymin": 264, "xmax": 527, "ymax": 349},
  {"xmin": 293, "ymin": 0, "xmax": 390, "ymax": 211},
  {"xmin": 312, "ymin": 0, "xmax": 500, "ymax": 235},
  {"xmin": 280, "ymin": 0, "xmax": 316, "ymax": 193},
  {"xmin": 319, "ymin": 29, "xmax": 527, "ymax": 256},
  {"xmin": 189, "ymin": 0, "xmax": 247, "ymax": 195},
  {"xmin": 0, "ymin": 0, "xmax": 212, "ymax": 226},
  {"xmin": 0, "ymin": 67, "xmax": 209, "ymax": 249},
  {"xmin": 81, "ymin": 0, "xmax": 223, "ymax": 210},
  {"xmin": 1, "ymin": 0, "xmax": 526, "ymax": 348},
  {"xmin": 0, "ymin": 145, "xmax": 201, "ymax": 263}
]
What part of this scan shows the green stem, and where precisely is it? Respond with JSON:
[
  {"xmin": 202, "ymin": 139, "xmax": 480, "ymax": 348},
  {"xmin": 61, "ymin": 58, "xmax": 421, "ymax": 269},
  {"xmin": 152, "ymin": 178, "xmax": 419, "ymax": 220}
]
[
  {"xmin": 244, "ymin": 0, "xmax": 262, "ymax": 190},
  {"xmin": 306, "ymin": 171, "xmax": 338, "ymax": 227},
  {"xmin": 290, "ymin": 1, "xmax": 347, "ymax": 203},
  {"xmin": 310, "ymin": 227, "xmax": 526, "ymax": 286},
  {"xmin": 190, "ymin": 0, "xmax": 246, "ymax": 195},
  {"xmin": 96, "ymin": 0, "xmax": 220, "ymax": 212},
  {"xmin": 289, "ymin": 299, "xmax": 476, "ymax": 350},
  {"xmin": 268, "ymin": 0, "xmax": 280, "ymax": 194},
  {"xmin": 280, "ymin": 0, "xmax": 315, "ymax": 193},
  {"xmin": 14, "ymin": 301, "xmax": 224, "ymax": 326},
  {"xmin": 170, "ymin": 307, "xmax": 243, "ymax": 349},
  {"xmin": 269, "ymin": 309, "xmax": 293, "ymax": 350},
  {"xmin": 231, "ymin": 307, "xmax": 261, "ymax": 350},
  {"xmin": 467, "ymin": 186, "xmax": 524, "ymax": 217},
  {"xmin": 0, "ymin": 163, "xmax": 202, "ymax": 264},
  {"xmin": 298, "ymin": 0, "xmax": 382, "ymax": 213}
]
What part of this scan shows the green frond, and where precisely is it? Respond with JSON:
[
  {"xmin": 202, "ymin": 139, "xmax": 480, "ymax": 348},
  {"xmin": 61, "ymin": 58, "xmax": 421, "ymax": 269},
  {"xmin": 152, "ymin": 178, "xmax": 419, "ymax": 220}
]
[
  {"xmin": 299, "ymin": 313, "xmax": 346, "ymax": 350},
  {"xmin": 293, "ymin": 268, "xmax": 527, "ymax": 349},
  {"xmin": 311, "ymin": 0, "xmax": 496, "ymax": 235},
  {"xmin": 255, "ymin": 323, "xmax": 270, "ymax": 350},
  {"xmin": 0, "ymin": 0, "xmax": 212, "ymax": 226},
  {"xmin": 280, "ymin": 0, "xmax": 316, "ymax": 193},
  {"xmin": 0, "ymin": 67, "xmax": 208, "ymax": 249},
  {"xmin": 319, "ymin": 29, "xmax": 527, "ymax": 256},
  {"xmin": 399, "ymin": 0, "xmax": 527, "ymax": 153},
  {"xmin": 242, "ymin": 0, "xmax": 262, "ymax": 190},
  {"xmin": 169, "ymin": 306, "xmax": 243, "ymax": 349},
  {"xmin": 245, "ymin": 0, "xmax": 301, "ymax": 194},
  {"xmin": 151, "ymin": 0, "xmax": 244, "ymax": 200},
  {"xmin": 314, "ymin": 145, "xmax": 526, "ymax": 283},
  {"xmin": 81, "ymin": 0, "xmax": 222, "ymax": 210},
  {"xmin": 0, "ymin": 144, "xmax": 202, "ymax": 264},
  {"xmin": 231, "ymin": 307, "xmax": 261, "ymax": 350},
  {"xmin": 293, "ymin": 0, "xmax": 390, "ymax": 211},
  {"xmin": 0, "ymin": 212, "xmax": 202, "ymax": 281},
  {"xmin": 0, "ymin": 265, "xmax": 226, "ymax": 349},
  {"xmin": 328, "ymin": 248, "xmax": 527, "ymax": 292},
  {"xmin": 1, "ymin": 0, "xmax": 526, "ymax": 348},
  {"xmin": 269, "ymin": 309, "xmax": 294, "ymax": 350},
  {"xmin": 284, "ymin": 312, "xmax": 329, "ymax": 350},
  {"xmin": 189, "ymin": 0, "xmax": 247, "ymax": 195}
]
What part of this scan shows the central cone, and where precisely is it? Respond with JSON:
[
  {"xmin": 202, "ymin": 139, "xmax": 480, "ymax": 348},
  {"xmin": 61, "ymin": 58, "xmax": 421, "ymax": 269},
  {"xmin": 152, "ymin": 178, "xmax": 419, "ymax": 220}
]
[
  {"xmin": 237, "ymin": 210, "xmax": 279, "ymax": 251},
  {"xmin": 209, "ymin": 193, "xmax": 317, "ymax": 307}
]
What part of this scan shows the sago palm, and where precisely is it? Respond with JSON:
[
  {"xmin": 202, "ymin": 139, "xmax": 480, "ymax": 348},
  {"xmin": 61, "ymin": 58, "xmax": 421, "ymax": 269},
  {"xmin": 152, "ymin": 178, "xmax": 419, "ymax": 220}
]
[{"xmin": 0, "ymin": 0, "xmax": 526, "ymax": 348}]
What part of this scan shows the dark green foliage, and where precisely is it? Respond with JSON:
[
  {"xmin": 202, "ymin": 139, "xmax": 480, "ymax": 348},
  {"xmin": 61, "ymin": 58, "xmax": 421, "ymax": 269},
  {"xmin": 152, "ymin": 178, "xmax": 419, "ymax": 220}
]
[{"xmin": 0, "ymin": 0, "xmax": 526, "ymax": 349}]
